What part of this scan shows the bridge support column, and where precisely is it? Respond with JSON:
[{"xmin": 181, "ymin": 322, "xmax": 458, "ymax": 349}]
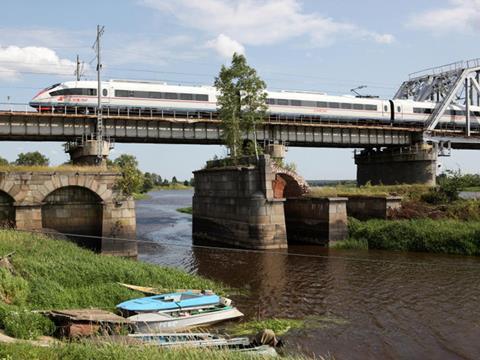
[
  {"xmin": 264, "ymin": 144, "xmax": 286, "ymax": 161},
  {"xmin": 66, "ymin": 139, "xmax": 111, "ymax": 167},
  {"xmin": 355, "ymin": 144, "xmax": 437, "ymax": 186}
]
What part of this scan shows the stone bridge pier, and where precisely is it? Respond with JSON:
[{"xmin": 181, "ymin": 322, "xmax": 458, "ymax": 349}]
[
  {"xmin": 192, "ymin": 155, "xmax": 348, "ymax": 249},
  {"xmin": 0, "ymin": 171, "xmax": 136, "ymax": 257}
]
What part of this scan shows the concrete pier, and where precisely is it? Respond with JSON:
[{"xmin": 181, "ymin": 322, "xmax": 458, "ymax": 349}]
[
  {"xmin": 355, "ymin": 144, "xmax": 437, "ymax": 186},
  {"xmin": 0, "ymin": 171, "xmax": 136, "ymax": 257}
]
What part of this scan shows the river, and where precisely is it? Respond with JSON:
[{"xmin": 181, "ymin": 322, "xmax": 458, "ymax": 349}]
[{"xmin": 136, "ymin": 190, "xmax": 480, "ymax": 359}]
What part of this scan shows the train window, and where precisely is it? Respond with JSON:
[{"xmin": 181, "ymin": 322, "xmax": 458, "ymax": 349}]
[
  {"xmin": 341, "ymin": 103, "xmax": 352, "ymax": 109},
  {"xmin": 149, "ymin": 92, "xmax": 163, "ymax": 99},
  {"xmin": 317, "ymin": 101, "xmax": 327, "ymax": 108},
  {"xmin": 180, "ymin": 93, "xmax": 194, "ymax": 100},
  {"xmin": 354, "ymin": 104, "xmax": 364, "ymax": 110},
  {"xmin": 291, "ymin": 100, "xmax": 301, "ymax": 106},
  {"xmin": 195, "ymin": 94, "xmax": 209, "ymax": 101},
  {"xmin": 329, "ymin": 102, "xmax": 340, "ymax": 108},
  {"xmin": 266, "ymin": 99, "xmax": 276, "ymax": 105},
  {"xmin": 102, "ymin": 89, "xmax": 108, "ymax": 96},
  {"xmin": 277, "ymin": 99, "xmax": 289, "ymax": 106},
  {"xmin": 115, "ymin": 90, "xmax": 129, "ymax": 97},
  {"xmin": 301, "ymin": 101, "xmax": 316, "ymax": 107},
  {"xmin": 165, "ymin": 92, "xmax": 178, "ymax": 100},
  {"xmin": 474, "ymin": 111, "xmax": 480, "ymax": 116},
  {"xmin": 133, "ymin": 91, "xmax": 149, "ymax": 98},
  {"xmin": 384, "ymin": 105, "xmax": 388, "ymax": 112},
  {"xmin": 365, "ymin": 104, "xmax": 377, "ymax": 111},
  {"xmin": 397, "ymin": 106, "xmax": 401, "ymax": 112}
]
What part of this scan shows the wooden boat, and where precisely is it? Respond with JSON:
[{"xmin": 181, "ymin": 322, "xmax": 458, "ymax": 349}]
[
  {"xmin": 128, "ymin": 332, "xmax": 277, "ymax": 357},
  {"xmin": 127, "ymin": 305, "xmax": 244, "ymax": 332},
  {"xmin": 116, "ymin": 291, "xmax": 221, "ymax": 313}
]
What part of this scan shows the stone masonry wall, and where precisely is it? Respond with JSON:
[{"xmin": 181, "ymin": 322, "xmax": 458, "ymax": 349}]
[
  {"xmin": 346, "ymin": 196, "xmax": 402, "ymax": 220},
  {"xmin": 284, "ymin": 197, "xmax": 348, "ymax": 245},
  {"xmin": 193, "ymin": 156, "xmax": 288, "ymax": 250},
  {"xmin": 0, "ymin": 171, "xmax": 136, "ymax": 257}
]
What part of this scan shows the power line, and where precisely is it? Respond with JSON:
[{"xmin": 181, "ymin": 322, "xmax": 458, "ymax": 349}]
[{"xmin": 14, "ymin": 228, "xmax": 480, "ymax": 271}]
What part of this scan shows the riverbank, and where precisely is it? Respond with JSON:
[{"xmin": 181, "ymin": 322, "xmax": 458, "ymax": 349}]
[{"xmin": 0, "ymin": 230, "xmax": 221, "ymax": 340}]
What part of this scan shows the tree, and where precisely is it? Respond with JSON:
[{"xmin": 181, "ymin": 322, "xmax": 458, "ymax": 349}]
[
  {"xmin": 183, "ymin": 180, "xmax": 189, "ymax": 186},
  {"xmin": 15, "ymin": 151, "xmax": 49, "ymax": 166},
  {"xmin": 172, "ymin": 176, "xmax": 178, "ymax": 184},
  {"xmin": 113, "ymin": 154, "xmax": 143, "ymax": 195},
  {"xmin": 0, "ymin": 156, "xmax": 9, "ymax": 166},
  {"xmin": 142, "ymin": 172, "xmax": 155, "ymax": 193},
  {"xmin": 214, "ymin": 53, "xmax": 268, "ymax": 159}
]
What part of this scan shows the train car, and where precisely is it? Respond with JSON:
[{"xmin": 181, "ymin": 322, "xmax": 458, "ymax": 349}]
[{"xmin": 29, "ymin": 80, "xmax": 480, "ymax": 128}]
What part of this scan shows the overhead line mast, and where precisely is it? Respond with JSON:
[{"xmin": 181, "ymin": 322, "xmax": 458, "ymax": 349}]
[{"xmin": 92, "ymin": 25, "xmax": 105, "ymax": 160}]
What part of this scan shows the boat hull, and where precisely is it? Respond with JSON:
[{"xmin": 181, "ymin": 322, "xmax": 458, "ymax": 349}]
[{"xmin": 128, "ymin": 307, "xmax": 244, "ymax": 332}]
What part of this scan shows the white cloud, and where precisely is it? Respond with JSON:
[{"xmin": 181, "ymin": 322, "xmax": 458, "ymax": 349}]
[
  {"xmin": 206, "ymin": 34, "xmax": 245, "ymax": 58},
  {"xmin": 0, "ymin": 45, "xmax": 77, "ymax": 81},
  {"xmin": 408, "ymin": 0, "xmax": 480, "ymax": 33},
  {"xmin": 140, "ymin": 0, "xmax": 394, "ymax": 50}
]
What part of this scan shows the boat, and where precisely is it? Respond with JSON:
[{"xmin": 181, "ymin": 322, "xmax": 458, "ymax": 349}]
[
  {"xmin": 128, "ymin": 332, "xmax": 277, "ymax": 357},
  {"xmin": 117, "ymin": 283, "xmax": 205, "ymax": 296},
  {"xmin": 116, "ymin": 291, "xmax": 221, "ymax": 314},
  {"xmin": 127, "ymin": 305, "xmax": 244, "ymax": 332}
]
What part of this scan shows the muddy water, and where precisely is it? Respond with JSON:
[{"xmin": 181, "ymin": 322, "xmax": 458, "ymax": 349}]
[{"xmin": 137, "ymin": 190, "xmax": 480, "ymax": 359}]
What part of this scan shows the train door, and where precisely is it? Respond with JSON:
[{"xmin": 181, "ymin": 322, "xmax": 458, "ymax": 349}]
[{"xmin": 101, "ymin": 84, "xmax": 111, "ymax": 111}]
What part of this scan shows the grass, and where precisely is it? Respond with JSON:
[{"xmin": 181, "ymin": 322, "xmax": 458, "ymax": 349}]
[
  {"xmin": 308, "ymin": 184, "xmax": 430, "ymax": 200},
  {"xmin": 156, "ymin": 183, "xmax": 192, "ymax": 190},
  {"xmin": 462, "ymin": 186, "xmax": 480, "ymax": 192},
  {"xmin": 0, "ymin": 230, "xmax": 222, "ymax": 339},
  {"xmin": 230, "ymin": 318, "xmax": 305, "ymax": 336},
  {"xmin": 177, "ymin": 207, "xmax": 193, "ymax": 215},
  {"xmin": 0, "ymin": 342, "xmax": 306, "ymax": 360},
  {"xmin": 342, "ymin": 218, "xmax": 480, "ymax": 255},
  {"xmin": 132, "ymin": 193, "xmax": 151, "ymax": 200}
]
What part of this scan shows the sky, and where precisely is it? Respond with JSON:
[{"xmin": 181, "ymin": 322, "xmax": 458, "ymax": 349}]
[{"xmin": 1, "ymin": 0, "xmax": 480, "ymax": 180}]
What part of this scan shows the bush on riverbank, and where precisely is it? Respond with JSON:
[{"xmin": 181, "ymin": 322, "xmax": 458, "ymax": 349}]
[
  {"xmin": 0, "ymin": 230, "xmax": 221, "ymax": 338},
  {"xmin": 339, "ymin": 218, "xmax": 480, "ymax": 255}
]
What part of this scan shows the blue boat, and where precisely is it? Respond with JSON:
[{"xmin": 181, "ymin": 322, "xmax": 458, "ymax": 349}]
[{"xmin": 116, "ymin": 291, "xmax": 221, "ymax": 313}]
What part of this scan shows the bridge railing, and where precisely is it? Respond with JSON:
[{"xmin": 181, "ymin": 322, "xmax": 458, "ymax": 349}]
[{"xmin": 0, "ymin": 102, "xmax": 423, "ymax": 129}]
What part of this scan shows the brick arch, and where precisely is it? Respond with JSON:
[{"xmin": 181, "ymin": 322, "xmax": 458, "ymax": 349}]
[
  {"xmin": 270, "ymin": 164, "xmax": 309, "ymax": 199},
  {"xmin": 0, "ymin": 190, "xmax": 15, "ymax": 227}
]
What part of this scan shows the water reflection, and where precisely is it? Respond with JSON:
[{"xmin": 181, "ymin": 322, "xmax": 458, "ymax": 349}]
[{"xmin": 137, "ymin": 190, "xmax": 480, "ymax": 359}]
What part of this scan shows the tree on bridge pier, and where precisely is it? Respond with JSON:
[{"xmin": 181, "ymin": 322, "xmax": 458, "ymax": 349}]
[{"xmin": 214, "ymin": 53, "xmax": 268, "ymax": 160}]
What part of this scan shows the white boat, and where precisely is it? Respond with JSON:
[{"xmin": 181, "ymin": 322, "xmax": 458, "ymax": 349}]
[{"xmin": 128, "ymin": 306, "xmax": 244, "ymax": 333}]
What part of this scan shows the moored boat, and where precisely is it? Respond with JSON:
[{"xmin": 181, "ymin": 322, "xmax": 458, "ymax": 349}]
[
  {"xmin": 117, "ymin": 291, "xmax": 221, "ymax": 314},
  {"xmin": 128, "ymin": 305, "xmax": 244, "ymax": 332}
]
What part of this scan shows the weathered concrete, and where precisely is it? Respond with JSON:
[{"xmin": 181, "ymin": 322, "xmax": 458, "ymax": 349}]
[
  {"xmin": 193, "ymin": 156, "xmax": 288, "ymax": 249},
  {"xmin": 355, "ymin": 144, "xmax": 437, "ymax": 186},
  {"xmin": 0, "ymin": 171, "xmax": 136, "ymax": 257},
  {"xmin": 66, "ymin": 139, "xmax": 111, "ymax": 167},
  {"xmin": 284, "ymin": 197, "xmax": 348, "ymax": 245},
  {"xmin": 346, "ymin": 196, "xmax": 402, "ymax": 220}
]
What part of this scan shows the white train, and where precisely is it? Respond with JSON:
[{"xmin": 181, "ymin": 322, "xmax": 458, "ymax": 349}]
[{"xmin": 30, "ymin": 79, "xmax": 480, "ymax": 128}]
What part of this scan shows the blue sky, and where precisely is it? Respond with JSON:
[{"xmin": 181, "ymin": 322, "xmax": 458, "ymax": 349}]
[{"xmin": 0, "ymin": 0, "xmax": 479, "ymax": 180}]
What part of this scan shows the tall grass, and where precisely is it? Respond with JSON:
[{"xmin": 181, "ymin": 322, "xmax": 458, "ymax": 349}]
[
  {"xmin": 345, "ymin": 218, "xmax": 480, "ymax": 255},
  {"xmin": 308, "ymin": 184, "xmax": 430, "ymax": 200}
]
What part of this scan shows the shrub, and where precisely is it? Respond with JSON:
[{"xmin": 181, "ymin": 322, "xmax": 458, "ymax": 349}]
[
  {"xmin": 0, "ymin": 268, "xmax": 29, "ymax": 305},
  {"xmin": 3, "ymin": 309, "xmax": 55, "ymax": 339}
]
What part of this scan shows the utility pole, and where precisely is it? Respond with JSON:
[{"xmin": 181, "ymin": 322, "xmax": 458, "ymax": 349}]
[
  {"xmin": 75, "ymin": 55, "xmax": 80, "ymax": 81},
  {"xmin": 93, "ymin": 25, "xmax": 105, "ymax": 161}
]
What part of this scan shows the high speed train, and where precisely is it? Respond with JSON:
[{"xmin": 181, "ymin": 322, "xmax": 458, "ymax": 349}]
[{"xmin": 29, "ymin": 79, "xmax": 480, "ymax": 128}]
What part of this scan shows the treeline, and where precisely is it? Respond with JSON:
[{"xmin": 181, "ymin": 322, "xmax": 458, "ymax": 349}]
[
  {"xmin": 108, "ymin": 154, "xmax": 193, "ymax": 196},
  {"xmin": 0, "ymin": 151, "xmax": 49, "ymax": 166}
]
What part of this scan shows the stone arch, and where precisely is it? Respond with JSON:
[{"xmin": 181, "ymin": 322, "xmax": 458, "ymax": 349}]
[
  {"xmin": 271, "ymin": 166, "xmax": 309, "ymax": 199},
  {"xmin": 0, "ymin": 190, "xmax": 15, "ymax": 228},
  {"xmin": 42, "ymin": 186, "xmax": 103, "ymax": 251}
]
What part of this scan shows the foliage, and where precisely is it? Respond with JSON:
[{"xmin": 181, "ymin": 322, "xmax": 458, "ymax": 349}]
[
  {"xmin": 309, "ymin": 184, "xmax": 430, "ymax": 200},
  {"xmin": 172, "ymin": 176, "xmax": 178, "ymax": 184},
  {"xmin": 0, "ymin": 342, "xmax": 307, "ymax": 360},
  {"xmin": 0, "ymin": 156, "xmax": 9, "ymax": 166},
  {"xmin": 214, "ymin": 53, "xmax": 268, "ymax": 159},
  {"xmin": 0, "ymin": 268, "xmax": 29, "ymax": 306},
  {"xmin": 177, "ymin": 207, "xmax": 192, "ymax": 215},
  {"xmin": 2, "ymin": 309, "xmax": 55, "ymax": 339},
  {"xmin": 346, "ymin": 218, "xmax": 480, "ymax": 255},
  {"xmin": 14, "ymin": 151, "xmax": 49, "ymax": 166},
  {"xmin": 114, "ymin": 154, "xmax": 144, "ymax": 196}
]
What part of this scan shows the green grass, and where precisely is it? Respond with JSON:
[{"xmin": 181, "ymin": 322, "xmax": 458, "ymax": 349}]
[
  {"xmin": 156, "ymin": 183, "xmax": 192, "ymax": 190},
  {"xmin": 344, "ymin": 218, "xmax": 480, "ymax": 255},
  {"xmin": 0, "ymin": 342, "xmax": 306, "ymax": 360},
  {"xmin": 132, "ymin": 192, "xmax": 151, "ymax": 200},
  {"xmin": 177, "ymin": 207, "xmax": 193, "ymax": 215},
  {"xmin": 462, "ymin": 186, "xmax": 480, "ymax": 192},
  {"xmin": 230, "ymin": 318, "xmax": 305, "ymax": 336},
  {"xmin": 0, "ymin": 230, "xmax": 222, "ymax": 339},
  {"xmin": 0, "ymin": 165, "xmax": 118, "ymax": 173},
  {"xmin": 331, "ymin": 238, "xmax": 369, "ymax": 250},
  {"xmin": 308, "ymin": 184, "xmax": 430, "ymax": 200}
]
